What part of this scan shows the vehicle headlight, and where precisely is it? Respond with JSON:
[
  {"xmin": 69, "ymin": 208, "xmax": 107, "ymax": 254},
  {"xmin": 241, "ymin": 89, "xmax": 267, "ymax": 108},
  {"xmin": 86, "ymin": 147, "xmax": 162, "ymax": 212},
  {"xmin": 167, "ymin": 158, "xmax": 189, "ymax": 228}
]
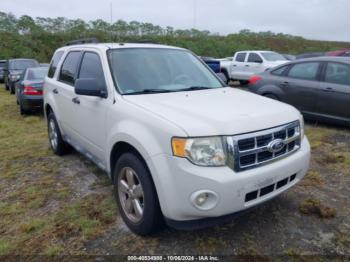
[
  {"xmin": 172, "ymin": 137, "xmax": 226, "ymax": 166},
  {"xmin": 298, "ymin": 114, "xmax": 305, "ymax": 139},
  {"xmin": 9, "ymin": 74, "xmax": 20, "ymax": 81}
]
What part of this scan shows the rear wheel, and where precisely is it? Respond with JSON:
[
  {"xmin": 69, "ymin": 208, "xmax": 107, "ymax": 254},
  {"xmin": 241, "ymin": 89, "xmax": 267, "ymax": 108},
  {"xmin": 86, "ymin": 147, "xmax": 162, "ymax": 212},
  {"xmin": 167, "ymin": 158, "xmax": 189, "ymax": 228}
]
[
  {"xmin": 19, "ymin": 102, "xmax": 29, "ymax": 115},
  {"xmin": 5, "ymin": 82, "xmax": 9, "ymax": 91},
  {"xmin": 47, "ymin": 112, "xmax": 71, "ymax": 155},
  {"xmin": 113, "ymin": 153, "xmax": 162, "ymax": 235},
  {"xmin": 10, "ymin": 84, "xmax": 15, "ymax": 94}
]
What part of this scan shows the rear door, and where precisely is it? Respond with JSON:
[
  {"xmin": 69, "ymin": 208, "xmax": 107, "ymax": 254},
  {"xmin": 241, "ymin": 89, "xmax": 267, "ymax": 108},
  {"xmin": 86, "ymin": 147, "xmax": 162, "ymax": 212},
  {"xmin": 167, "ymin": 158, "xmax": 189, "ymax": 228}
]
[
  {"xmin": 231, "ymin": 52, "xmax": 247, "ymax": 80},
  {"xmin": 317, "ymin": 62, "xmax": 350, "ymax": 121},
  {"xmin": 55, "ymin": 51, "xmax": 83, "ymax": 140},
  {"xmin": 281, "ymin": 62, "xmax": 321, "ymax": 113}
]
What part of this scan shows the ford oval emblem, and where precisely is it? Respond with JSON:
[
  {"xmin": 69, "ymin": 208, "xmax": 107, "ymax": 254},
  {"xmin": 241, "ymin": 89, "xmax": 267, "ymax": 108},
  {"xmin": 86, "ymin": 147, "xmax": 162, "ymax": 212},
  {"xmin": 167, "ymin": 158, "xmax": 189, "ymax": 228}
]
[{"xmin": 267, "ymin": 139, "xmax": 285, "ymax": 153}]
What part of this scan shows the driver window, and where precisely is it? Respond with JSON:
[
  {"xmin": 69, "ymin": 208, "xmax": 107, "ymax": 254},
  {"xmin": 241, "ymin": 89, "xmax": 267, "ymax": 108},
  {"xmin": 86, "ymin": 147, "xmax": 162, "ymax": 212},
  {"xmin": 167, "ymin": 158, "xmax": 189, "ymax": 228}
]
[
  {"xmin": 248, "ymin": 53, "xmax": 263, "ymax": 63},
  {"xmin": 325, "ymin": 62, "xmax": 350, "ymax": 86},
  {"xmin": 78, "ymin": 52, "xmax": 106, "ymax": 89}
]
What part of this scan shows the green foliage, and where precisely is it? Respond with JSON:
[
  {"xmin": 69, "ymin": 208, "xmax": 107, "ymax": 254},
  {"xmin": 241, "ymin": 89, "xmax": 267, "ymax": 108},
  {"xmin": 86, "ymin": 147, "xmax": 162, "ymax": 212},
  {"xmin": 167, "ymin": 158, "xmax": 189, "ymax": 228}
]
[{"xmin": 0, "ymin": 11, "xmax": 349, "ymax": 62}]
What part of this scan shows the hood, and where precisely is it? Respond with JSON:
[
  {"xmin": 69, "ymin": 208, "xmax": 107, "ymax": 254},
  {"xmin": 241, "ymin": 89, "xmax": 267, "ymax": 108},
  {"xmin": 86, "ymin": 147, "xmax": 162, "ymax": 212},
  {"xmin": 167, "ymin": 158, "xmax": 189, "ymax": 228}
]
[
  {"xmin": 122, "ymin": 88, "xmax": 300, "ymax": 137},
  {"xmin": 9, "ymin": 70, "xmax": 23, "ymax": 75}
]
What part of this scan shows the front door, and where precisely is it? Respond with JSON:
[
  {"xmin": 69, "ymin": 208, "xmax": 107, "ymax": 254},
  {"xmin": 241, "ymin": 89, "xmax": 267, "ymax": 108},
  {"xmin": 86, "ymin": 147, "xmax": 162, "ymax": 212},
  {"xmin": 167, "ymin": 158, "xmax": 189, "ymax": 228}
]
[{"xmin": 317, "ymin": 62, "xmax": 350, "ymax": 121}]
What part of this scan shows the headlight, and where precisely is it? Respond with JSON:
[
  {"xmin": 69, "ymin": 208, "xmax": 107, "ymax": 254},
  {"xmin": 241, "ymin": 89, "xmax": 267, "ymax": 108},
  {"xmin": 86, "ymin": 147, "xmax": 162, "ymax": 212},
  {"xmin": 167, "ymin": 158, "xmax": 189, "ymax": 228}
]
[
  {"xmin": 299, "ymin": 114, "xmax": 305, "ymax": 139},
  {"xmin": 9, "ymin": 74, "xmax": 20, "ymax": 81},
  {"xmin": 172, "ymin": 137, "xmax": 226, "ymax": 166}
]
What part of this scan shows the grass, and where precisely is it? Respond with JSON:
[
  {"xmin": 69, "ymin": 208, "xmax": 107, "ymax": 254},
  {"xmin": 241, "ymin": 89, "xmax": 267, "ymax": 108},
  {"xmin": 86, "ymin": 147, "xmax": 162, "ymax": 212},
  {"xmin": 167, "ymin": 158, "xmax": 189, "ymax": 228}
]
[
  {"xmin": 299, "ymin": 198, "xmax": 337, "ymax": 218},
  {"xmin": 0, "ymin": 85, "xmax": 116, "ymax": 255},
  {"xmin": 300, "ymin": 170, "xmax": 324, "ymax": 187}
]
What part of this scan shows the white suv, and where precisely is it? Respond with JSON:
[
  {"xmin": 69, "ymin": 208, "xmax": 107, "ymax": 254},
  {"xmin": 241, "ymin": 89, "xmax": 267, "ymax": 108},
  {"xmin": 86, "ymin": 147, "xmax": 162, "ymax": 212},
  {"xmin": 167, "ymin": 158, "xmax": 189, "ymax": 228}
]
[{"xmin": 44, "ymin": 42, "xmax": 310, "ymax": 235}]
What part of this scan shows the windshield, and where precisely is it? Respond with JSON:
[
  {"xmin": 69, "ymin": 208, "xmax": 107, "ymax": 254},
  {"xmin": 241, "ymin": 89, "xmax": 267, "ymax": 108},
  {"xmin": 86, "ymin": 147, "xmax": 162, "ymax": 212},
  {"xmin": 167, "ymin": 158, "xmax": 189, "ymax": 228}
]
[
  {"xmin": 108, "ymin": 48, "xmax": 224, "ymax": 94},
  {"xmin": 261, "ymin": 52, "xmax": 286, "ymax": 62},
  {"xmin": 9, "ymin": 60, "xmax": 39, "ymax": 70},
  {"xmin": 26, "ymin": 67, "xmax": 48, "ymax": 81}
]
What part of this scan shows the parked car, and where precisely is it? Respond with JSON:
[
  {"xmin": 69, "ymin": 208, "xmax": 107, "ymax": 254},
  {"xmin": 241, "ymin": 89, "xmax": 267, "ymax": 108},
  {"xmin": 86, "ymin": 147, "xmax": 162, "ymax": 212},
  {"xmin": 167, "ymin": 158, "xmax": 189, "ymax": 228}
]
[
  {"xmin": 220, "ymin": 51, "xmax": 288, "ymax": 82},
  {"xmin": 342, "ymin": 52, "xmax": 350, "ymax": 57},
  {"xmin": 4, "ymin": 58, "xmax": 40, "ymax": 94},
  {"xmin": 296, "ymin": 52, "xmax": 325, "ymax": 60},
  {"xmin": 200, "ymin": 57, "xmax": 228, "ymax": 84},
  {"xmin": 248, "ymin": 57, "xmax": 350, "ymax": 126},
  {"xmin": 15, "ymin": 67, "xmax": 48, "ymax": 115},
  {"xmin": 326, "ymin": 49, "xmax": 350, "ymax": 57},
  {"xmin": 40, "ymin": 63, "xmax": 50, "ymax": 67},
  {"xmin": 0, "ymin": 60, "xmax": 6, "ymax": 83},
  {"xmin": 44, "ymin": 42, "xmax": 310, "ymax": 235}
]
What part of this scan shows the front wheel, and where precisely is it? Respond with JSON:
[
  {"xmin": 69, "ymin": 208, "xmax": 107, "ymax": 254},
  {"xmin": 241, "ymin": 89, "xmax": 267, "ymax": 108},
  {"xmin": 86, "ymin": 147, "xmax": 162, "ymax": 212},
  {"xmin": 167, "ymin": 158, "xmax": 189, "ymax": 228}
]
[
  {"xmin": 47, "ymin": 112, "xmax": 71, "ymax": 155},
  {"xmin": 113, "ymin": 153, "xmax": 162, "ymax": 235},
  {"xmin": 10, "ymin": 84, "xmax": 15, "ymax": 94}
]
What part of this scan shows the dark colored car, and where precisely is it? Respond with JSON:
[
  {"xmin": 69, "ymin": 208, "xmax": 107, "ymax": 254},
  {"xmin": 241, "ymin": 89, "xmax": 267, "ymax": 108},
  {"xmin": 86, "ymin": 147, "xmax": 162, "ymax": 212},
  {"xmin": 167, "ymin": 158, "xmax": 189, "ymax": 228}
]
[
  {"xmin": 4, "ymin": 58, "xmax": 40, "ymax": 94},
  {"xmin": 0, "ymin": 60, "xmax": 6, "ymax": 83},
  {"xmin": 248, "ymin": 57, "xmax": 350, "ymax": 126},
  {"xmin": 282, "ymin": 54, "xmax": 296, "ymax": 61},
  {"xmin": 326, "ymin": 49, "xmax": 350, "ymax": 57},
  {"xmin": 296, "ymin": 52, "xmax": 325, "ymax": 60},
  {"xmin": 342, "ymin": 52, "xmax": 350, "ymax": 57},
  {"xmin": 15, "ymin": 67, "xmax": 48, "ymax": 115}
]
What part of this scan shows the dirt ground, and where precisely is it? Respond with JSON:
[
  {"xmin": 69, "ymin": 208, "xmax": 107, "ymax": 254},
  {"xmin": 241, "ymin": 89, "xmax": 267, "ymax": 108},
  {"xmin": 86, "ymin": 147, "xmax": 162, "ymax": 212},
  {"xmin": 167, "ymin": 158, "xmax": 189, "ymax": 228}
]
[{"xmin": 0, "ymin": 86, "xmax": 349, "ymax": 259}]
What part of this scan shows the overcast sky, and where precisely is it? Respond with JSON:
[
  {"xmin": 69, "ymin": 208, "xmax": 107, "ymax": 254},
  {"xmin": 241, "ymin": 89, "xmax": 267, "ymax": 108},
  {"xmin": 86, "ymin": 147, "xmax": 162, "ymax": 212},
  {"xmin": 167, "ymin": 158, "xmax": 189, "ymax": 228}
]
[{"xmin": 1, "ymin": 0, "xmax": 349, "ymax": 42}]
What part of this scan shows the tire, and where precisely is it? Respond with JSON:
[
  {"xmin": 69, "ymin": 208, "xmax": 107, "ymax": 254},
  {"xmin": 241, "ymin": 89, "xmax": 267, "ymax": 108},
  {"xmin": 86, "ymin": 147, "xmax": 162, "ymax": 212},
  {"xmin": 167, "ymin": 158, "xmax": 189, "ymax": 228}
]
[
  {"xmin": 19, "ymin": 102, "xmax": 29, "ymax": 115},
  {"xmin": 5, "ymin": 82, "xmax": 9, "ymax": 91},
  {"xmin": 113, "ymin": 153, "xmax": 162, "ymax": 235},
  {"xmin": 239, "ymin": 80, "xmax": 249, "ymax": 86},
  {"xmin": 10, "ymin": 84, "xmax": 15, "ymax": 94},
  {"xmin": 263, "ymin": 93, "xmax": 280, "ymax": 101},
  {"xmin": 47, "ymin": 112, "xmax": 71, "ymax": 155}
]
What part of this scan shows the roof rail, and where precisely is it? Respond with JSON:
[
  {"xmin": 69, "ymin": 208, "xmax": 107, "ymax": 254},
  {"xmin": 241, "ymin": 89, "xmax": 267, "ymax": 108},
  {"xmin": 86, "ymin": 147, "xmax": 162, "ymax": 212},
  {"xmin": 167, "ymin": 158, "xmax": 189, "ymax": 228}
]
[{"xmin": 65, "ymin": 38, "xmax": 99, "ymax": 46}]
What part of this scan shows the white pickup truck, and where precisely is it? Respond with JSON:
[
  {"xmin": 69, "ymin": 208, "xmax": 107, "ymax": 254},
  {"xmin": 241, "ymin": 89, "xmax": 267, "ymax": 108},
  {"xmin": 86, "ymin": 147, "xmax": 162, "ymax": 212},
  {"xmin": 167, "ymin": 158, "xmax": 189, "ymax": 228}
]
[{"xmin": 220, "ymin": 51, "xmax": 288, "ymax": 82}]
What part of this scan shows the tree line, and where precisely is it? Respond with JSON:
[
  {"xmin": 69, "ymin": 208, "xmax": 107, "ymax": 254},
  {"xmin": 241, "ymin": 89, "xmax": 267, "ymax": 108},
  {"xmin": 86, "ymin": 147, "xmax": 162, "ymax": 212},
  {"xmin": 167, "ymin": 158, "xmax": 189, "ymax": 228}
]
[{"xmin": 0, "ymin": 11, "xmax": 349, "ymax": 62}]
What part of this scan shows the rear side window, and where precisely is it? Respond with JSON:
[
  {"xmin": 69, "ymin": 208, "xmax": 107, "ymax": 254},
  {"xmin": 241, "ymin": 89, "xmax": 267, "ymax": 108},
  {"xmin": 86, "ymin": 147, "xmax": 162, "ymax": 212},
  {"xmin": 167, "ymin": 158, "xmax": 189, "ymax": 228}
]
[
  {"xmin": 59, "ymin": 51, "xmax": 81, "ymax": 85},
  {"xmin": 288, "ymin": 62, "xmax": 320, "ymax": 80},
  {"xmin": 271, "ymin": 66, "xmax": 289, "ymax": 76},
  {"xmin": 235, "ymin": 53, "xmax": 247, "ymax": 62},
  {"xmin": 48, "ymin": 51, "xmax": 64, "ymax": 78},
  {"xmin": 325, "ymin": 62, "xmax": 350, "ymax": 86},
  {"xmin": 248, "ymin": 53, "xmax": 263, "ymax": 63},
  {"xmin": 78, "ymin": 52, "xmax": 106, "ymax": 89},
  {"xmin": 0, "ymin": 61, "xmax": 5, "ymax": 68}
]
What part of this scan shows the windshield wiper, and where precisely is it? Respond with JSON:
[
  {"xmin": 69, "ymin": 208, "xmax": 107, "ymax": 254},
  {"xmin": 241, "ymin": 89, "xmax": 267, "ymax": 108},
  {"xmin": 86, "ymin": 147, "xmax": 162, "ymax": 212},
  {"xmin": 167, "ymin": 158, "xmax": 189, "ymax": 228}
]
[
  {"xmin": 174, "ymin": 86, "xmax": 214, "ymax": 92},
  {"xmin": 124, "ymin": 89, "xmax": 174, "ymax": 95}
]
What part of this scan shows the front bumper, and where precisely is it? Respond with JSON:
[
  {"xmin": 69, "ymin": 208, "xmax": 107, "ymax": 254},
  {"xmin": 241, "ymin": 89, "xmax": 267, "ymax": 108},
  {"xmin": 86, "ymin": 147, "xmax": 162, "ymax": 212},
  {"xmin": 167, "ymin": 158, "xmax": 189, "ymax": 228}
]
[{"xmin": 147, "ymin": 137, "xmax": 310, "ymax": 224}]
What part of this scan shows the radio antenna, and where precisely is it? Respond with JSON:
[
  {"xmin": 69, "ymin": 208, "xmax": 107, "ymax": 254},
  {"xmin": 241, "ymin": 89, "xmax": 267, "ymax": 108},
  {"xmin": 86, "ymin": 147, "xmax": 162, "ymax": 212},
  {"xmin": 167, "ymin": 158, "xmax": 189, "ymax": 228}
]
[{"xmin": 110, "ymin": 2, "xmax": 113, "ymax": 43}]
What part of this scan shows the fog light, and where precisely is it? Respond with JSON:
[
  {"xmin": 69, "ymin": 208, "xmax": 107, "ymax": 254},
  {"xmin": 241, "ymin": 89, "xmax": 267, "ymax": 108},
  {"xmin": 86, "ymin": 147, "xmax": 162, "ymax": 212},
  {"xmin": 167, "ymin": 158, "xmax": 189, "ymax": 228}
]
[
  {"xmin": 195, "ymin": 193, "xmax": 209, "ymax": 206},
  {"xmin": 190, "ymin": 190, "xmax": 219, "ymax": 210}
]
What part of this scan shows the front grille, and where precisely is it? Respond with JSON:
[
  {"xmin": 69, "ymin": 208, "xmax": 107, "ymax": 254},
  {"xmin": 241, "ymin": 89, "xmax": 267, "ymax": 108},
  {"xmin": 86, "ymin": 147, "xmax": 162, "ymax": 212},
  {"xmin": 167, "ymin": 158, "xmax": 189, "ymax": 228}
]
[{"xmin": 227, "ymin": 121, "xmax": 301, "ymax": 172}]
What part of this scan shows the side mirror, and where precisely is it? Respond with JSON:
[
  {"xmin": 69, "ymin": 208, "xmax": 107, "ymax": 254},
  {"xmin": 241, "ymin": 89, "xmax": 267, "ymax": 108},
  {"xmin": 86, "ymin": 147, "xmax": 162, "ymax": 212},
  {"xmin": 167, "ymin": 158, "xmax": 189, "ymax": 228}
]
[
  {"xmin": 75, "ymin": 78, "xmax": 107, "ymax": 98},
  {"xmin": 217, "ymin": 72, "xmax": 228, "ymax": 85}
]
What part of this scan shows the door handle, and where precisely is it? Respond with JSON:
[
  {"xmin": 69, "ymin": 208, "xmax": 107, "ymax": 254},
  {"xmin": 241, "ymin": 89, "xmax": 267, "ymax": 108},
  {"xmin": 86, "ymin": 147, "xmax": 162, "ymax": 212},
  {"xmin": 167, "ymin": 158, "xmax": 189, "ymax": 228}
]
[
  {"xmin": 53, "ymin": 88, "xmax": 59, "ymax": 94},
  {"xmin": 72, "ymin": 97, "xmax": 80, "ymax": 104},
  {"xmin": 279, "ymin": 81, "xmax": 289, "ymax": 87},
  {"xmin": 245, "ymin": 65, "xmax": 250, "ymax": 67},
  {"xmin": 233, "ymin": 65, "xmax": 237, "ymax": 67},
  {"xmin": 323, "ymin": 87, "xmax": 335, "ymax": 93}
]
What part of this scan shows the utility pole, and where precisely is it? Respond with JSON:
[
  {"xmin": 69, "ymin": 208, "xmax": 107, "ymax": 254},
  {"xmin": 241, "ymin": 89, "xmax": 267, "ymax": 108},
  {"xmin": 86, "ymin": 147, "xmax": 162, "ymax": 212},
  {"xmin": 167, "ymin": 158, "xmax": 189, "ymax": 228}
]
[{"xmin": 193, "ymin": 0, "xmax": 197, "ymax": 29}]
